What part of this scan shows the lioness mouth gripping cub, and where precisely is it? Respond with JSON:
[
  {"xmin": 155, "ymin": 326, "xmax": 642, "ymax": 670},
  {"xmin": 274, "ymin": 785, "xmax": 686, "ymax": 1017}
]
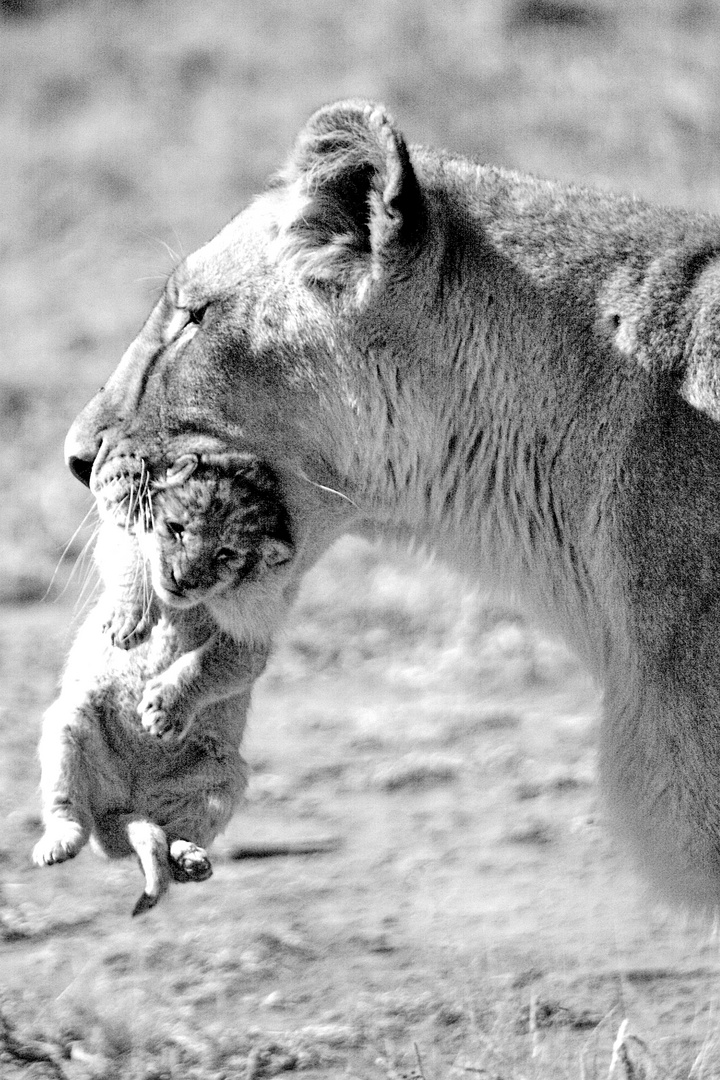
[{"xmin": 33, "ymin": 451, "xmax": 294, "ymax": 915}]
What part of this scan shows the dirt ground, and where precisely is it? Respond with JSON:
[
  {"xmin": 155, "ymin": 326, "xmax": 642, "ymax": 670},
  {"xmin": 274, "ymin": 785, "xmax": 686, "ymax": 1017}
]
[{"xmin": 3, "ymin": 553, "xmax": 720, "ymax": 1079}]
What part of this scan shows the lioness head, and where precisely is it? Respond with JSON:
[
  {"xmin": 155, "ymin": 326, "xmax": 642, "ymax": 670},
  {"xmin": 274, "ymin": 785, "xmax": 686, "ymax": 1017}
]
[{"xmin": 66, "ymin": 100, "xmax": 439, "ymax": 573}]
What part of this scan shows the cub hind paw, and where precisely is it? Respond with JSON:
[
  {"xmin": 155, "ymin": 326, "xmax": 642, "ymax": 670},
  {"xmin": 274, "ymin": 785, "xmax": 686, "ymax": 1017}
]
[
  {"xmin": 33, "ymin": 823, "xmax": 85, "ymax": 866},
  {"xmin": 169, "ymin": 840, "xmax": 213, "ymax": 882}
]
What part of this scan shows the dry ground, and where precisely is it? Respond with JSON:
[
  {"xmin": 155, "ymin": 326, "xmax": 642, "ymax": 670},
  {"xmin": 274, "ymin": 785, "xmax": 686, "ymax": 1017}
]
[
  {"xmin": 5, "ymin": 1, "xmax": 720, "ymax": 1077},
  {"xmin": 4, "ymin": 548, "xmax": 720, "ymax": 1079}
]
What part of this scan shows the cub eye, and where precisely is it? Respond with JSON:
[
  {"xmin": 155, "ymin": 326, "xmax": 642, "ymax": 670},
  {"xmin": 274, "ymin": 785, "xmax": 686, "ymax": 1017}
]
[
  {"xmin": 215, "ymin": 546, "xmax": 237, "ymax": 564},
  {"xmin": 187, "ymin": 304, "xmax": 208, "ymax": 326}
]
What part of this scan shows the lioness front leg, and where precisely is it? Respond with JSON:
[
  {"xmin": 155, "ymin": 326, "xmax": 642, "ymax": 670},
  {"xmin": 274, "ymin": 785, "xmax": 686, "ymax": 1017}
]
[{"xmin": 138, "ymin": 632, "xmax": 267, "ymax": 739}]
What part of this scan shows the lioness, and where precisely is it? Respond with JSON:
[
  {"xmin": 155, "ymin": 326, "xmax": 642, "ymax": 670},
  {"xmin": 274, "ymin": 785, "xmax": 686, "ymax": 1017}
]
[
  {"xmin": 64, "ymin": 100, "xmax": 720, "ymax": 909},
  {"xmin": 34, "ymin": 453, "xmax": 294, "ymax": 913}
]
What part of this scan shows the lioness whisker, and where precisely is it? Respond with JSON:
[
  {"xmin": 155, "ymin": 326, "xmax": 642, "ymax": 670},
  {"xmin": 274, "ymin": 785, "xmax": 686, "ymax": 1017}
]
[
  {"xmin": 71, "ymin": 523, "xmax": 104, "ymax": 624},
  {"xmin": 154, "ymin": 235, "xmax": 185, "ymax": 266},
  {"xmin": 140, "ymin": 489, "xmax": 154, "ymax": 622},
  {"xmin": 296, "ymin": 469, "xmax": 361, "ymax": 510},
  {"xmin": 43, "ymin": 502, "xmax": 99, "ymax": 603}
]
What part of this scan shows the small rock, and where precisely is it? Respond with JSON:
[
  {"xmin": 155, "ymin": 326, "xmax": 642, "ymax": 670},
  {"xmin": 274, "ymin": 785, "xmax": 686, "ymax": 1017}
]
[
  {"xmin": 261, "ymin": 990, "xmax": 287, "ymax": 1009},
  {"xmin": 505, "ymin": 817, "xmax": 555, "ymax": 845}
]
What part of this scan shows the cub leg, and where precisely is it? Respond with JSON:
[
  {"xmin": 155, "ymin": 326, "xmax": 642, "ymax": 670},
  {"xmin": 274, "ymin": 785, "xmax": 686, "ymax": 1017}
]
[
  {"xmin": 106, "ymin": 592, "xmax": 159, "ymax": 651},
  {"xmin": 33, "ymin": 698, "xmax": 93, "ymax": 866},
  {"xmin": 97, "ymin": 524, "xmax": 159, "ymax": 650},
  {"xmin": 102, "ymin": 815, "xmax": 174, "ymax": 917},
  {"xmin": 168, "ymin": 839, "xmax": 213, "ymax": 882},
  {"xmin": 139, "ymin": 634, "xmax": 268, "ymax": 739},
  {"xmin": 104, "ymin": 564, "xmax": 159, "ymax": 650}
]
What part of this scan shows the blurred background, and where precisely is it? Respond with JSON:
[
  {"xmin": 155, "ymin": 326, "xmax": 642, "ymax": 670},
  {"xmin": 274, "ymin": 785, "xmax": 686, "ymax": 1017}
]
[{"xmin": 4, "ymin": 2, "xmax": 720, "ymax": 1077}]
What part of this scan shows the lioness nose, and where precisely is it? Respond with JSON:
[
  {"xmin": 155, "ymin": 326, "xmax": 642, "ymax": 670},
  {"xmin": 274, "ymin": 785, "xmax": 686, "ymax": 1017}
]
[
  {"xmin": 66, "ymin": 453, "xmax": 95, "ymax": 487},
  {"xmin": 64, "ymin": 393, "xmax": 112, "ymax": 487},
  {"xmin": 64, "ymin": 427, "xmax": 99, "ymax": 487}
]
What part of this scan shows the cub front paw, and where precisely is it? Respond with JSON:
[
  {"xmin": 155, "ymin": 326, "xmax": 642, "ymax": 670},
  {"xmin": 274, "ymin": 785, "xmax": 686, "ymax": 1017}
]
[
  {"xmin": 138, "ymin": 680, "xmax": 189, "ymax": 740},
  {"xmin": 169, "ymin": 840, "xmax": 213, "ymax": 882},
  {"xmin": 33, "ymin": 822, "xmax": 85, "ymax": 865},
  {"xmin": 105, "ymin": 603, "xmax": 156, "ymax": 650}
]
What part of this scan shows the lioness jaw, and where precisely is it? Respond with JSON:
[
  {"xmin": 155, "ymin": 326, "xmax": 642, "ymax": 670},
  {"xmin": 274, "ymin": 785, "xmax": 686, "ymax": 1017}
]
[{"xmin": 66, "ymin": 99, "xmax": 720, "ymax": 908}]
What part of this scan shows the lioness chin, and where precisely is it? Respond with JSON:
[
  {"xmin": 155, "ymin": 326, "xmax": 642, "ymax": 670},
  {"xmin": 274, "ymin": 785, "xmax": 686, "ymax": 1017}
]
[{"xmin": 65, "ymin": 99, "xmax": 720, "ymax": 909}]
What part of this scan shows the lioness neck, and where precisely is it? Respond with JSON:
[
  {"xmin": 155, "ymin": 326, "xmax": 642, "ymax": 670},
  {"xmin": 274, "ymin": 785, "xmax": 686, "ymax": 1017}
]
[{"xmin": 335, "ymin": 185, "xmax": 632, "ymax": 669}]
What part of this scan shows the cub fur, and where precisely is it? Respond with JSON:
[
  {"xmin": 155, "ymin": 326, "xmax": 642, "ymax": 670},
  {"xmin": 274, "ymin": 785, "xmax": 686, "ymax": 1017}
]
[
  {"xmin": 34, "ymin": 453, "xmax": 293, "ymax": 914},
  {"xmin": 111, "ymin": 452, "xmax": 294, "ymax": 739},
  {"xmin": 65, "ymin": 100, "xmax": 720, "ymax": 909}
]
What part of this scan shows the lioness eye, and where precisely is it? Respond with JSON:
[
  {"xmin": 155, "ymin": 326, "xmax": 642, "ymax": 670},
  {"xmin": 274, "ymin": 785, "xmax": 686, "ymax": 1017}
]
[
  {"xmin": 164, "ymin": 520, "xmax": 185, "ymax": 541},
  {"xmin": 187, "ymin": 304, "xmax": 208, "ymax": 326}
]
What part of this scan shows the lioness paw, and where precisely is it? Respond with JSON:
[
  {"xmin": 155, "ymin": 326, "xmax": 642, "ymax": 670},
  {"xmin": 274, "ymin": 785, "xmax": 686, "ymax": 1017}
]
[
  {"xmin": 32, "ymin": 822, "xmax": 85, "ymax": 866},
  {"xmin": 169, "ymin": 840, "xmax": 213, "ymax": 882}
]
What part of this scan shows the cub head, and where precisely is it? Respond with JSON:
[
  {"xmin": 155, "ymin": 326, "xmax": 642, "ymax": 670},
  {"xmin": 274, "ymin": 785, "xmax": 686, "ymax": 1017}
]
[{"xmin": 140, "ymin": 454, "xmax": 294, "ymax": 609}]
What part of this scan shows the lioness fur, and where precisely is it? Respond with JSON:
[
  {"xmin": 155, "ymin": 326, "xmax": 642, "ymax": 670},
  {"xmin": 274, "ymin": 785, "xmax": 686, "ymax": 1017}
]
[
  {"xmin": 34, "ymin": 454, "xmax": 293, "ymax": 914},
  {"xmin": 65, "ymin": 100, "xmax": 720, "ymax": 909}
]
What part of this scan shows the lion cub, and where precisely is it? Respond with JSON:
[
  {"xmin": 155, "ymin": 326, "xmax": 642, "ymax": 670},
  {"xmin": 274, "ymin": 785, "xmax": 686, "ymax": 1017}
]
[
  {"xmin": 33, "ymin": 455, "xmax": 294, "ymax": 914},
  {"xmin": 118, "ymin": 455, "xmax": 295, "ymax": 741}
]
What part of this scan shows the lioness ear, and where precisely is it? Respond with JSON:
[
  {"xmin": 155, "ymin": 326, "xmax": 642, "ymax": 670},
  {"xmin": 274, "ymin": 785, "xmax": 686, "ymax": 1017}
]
[{"xmin": 277, "ymin": 99, "xmax": 423, "ymax": 296}]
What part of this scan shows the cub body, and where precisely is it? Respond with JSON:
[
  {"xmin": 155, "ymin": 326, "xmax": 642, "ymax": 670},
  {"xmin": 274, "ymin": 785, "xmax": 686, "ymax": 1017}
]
[{"xmin": 34, "ymin": 455, "xmax": 293, "ymax": 913}]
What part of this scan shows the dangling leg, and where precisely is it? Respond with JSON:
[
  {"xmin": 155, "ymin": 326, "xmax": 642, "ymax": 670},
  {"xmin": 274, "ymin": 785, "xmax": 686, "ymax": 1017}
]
[
  {"xmin": 168, "ymin": 839, "xmax": 213, "ymax": 882},
  {"xmin": 33, "ymin": 698, "xmax": 93, "ymax": 866},
  {"xmin": 97, "ymin": 812, "xmax": 173, "ymax": 916}
]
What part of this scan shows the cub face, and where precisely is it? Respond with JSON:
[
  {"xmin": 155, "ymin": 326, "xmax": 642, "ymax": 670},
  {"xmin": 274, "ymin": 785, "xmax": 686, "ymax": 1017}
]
[{"xmin": 140, "ymin": 467, "xmax": 294, "ymax": 610}]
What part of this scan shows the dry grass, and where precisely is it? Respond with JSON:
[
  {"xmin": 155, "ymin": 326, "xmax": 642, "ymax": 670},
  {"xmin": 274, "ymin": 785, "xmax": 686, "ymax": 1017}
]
[{"xmin": 4, "ymin": 1, "xmax": 720, "ymax": 1077}]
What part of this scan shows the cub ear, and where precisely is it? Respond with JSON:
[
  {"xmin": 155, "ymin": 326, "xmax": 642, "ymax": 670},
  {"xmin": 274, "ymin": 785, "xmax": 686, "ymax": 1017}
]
[
  {"xmin": 276, "ymin": 99, "xmax": 423, "ymax": 296},
  {"xmin": 261, "ymin": 539, "xmax": 294, "ymax": 567},
  {"xmin": 154, "ymin": 454, "xmax": 198, "ymax": 489}
]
